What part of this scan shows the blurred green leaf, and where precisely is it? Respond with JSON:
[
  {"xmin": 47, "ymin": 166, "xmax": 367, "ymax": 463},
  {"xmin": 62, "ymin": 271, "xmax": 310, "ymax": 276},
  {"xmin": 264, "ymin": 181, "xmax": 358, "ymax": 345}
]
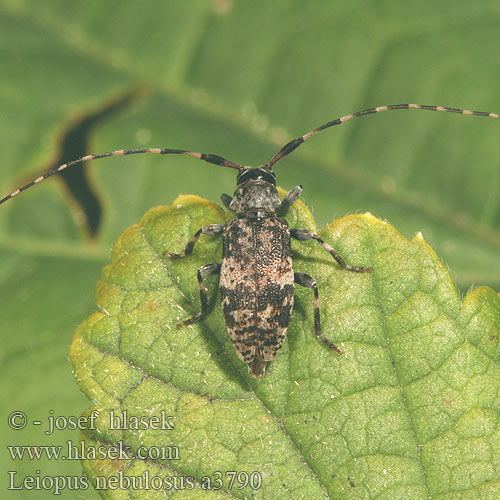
[{"xmin": 72, "ymin": 195, "xmax": 500, "ymax": 499}]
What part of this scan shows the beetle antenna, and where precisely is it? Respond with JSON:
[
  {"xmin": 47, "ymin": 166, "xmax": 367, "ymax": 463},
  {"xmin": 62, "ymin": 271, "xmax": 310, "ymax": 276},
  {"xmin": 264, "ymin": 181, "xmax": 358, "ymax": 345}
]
[
  {"xmin": 266, "ymin": 103, "xmax": 500, "ymax": 169},
  {"xmin": 0, "ymin": 148, "xmax": 243, "ymax": 205}
]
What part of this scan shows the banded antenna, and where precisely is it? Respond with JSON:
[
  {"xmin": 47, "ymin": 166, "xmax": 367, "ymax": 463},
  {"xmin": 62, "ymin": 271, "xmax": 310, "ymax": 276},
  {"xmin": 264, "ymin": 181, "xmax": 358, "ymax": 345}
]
[{"xmin": 1, "ymin": 103, "xmax": 499, "ymax": 206}]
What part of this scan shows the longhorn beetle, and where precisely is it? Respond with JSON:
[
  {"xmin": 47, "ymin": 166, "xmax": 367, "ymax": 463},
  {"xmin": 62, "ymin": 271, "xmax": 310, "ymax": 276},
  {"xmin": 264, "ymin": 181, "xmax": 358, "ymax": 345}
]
[{"xmin": 2, "ymin": 104, "xmax": 499, "ymax": 377}]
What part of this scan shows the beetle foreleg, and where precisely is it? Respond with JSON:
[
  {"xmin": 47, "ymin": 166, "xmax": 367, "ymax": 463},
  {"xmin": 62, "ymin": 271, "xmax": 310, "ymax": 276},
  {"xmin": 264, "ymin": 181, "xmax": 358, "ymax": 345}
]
[
  {"xmin": 279, "ymin": 185, "xmax": 303, "ymax": 212},
  {"xmin": 177, "ymin": 263, "xmax": 221, "ymax": 328},
  {"xmin": 220, "ymin": 193, "xmax": 233, "ymax": 209},
  {"xmin": 291, "ymin": 228, "xmax": 372, "ymax": 273},
  {"xmin": 294, "ymin": 272, "xmax": 342, "ymax": 354},
  {"xmin": 165, "ymin": 224, "xmax": 223, "ymax": 259}
]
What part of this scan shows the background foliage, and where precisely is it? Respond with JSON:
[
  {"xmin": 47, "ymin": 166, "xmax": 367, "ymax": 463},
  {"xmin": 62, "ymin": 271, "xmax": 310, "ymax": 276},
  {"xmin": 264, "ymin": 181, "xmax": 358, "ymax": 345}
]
[{"xmin": 1, "ymin": 1, "xmax": 499, "ymax": 498}]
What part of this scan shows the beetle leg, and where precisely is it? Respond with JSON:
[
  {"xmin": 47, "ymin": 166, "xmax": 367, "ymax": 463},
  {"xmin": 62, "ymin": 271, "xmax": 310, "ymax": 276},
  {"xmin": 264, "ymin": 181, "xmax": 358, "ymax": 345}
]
[
  {"xmin": 177, "ymin": 263, "xmax": 221, "ymax": 327},
  {"xmin": 165, "ymin": 224, "xmax": 223, "ymax": 259},
  {"xmin": 279, "ymin": 185, "xmax": 303, "ymax": 212},
  {"xmin": 294, "ymin": 272, "xmax": 342, "ymax": 354},
  {"xmin": 221, "ymin": 193, "xmax": 233, "ymax": 209},
  {"xmin": 291, "ymin": 228, "xmax": 372, "ymax": 273}
]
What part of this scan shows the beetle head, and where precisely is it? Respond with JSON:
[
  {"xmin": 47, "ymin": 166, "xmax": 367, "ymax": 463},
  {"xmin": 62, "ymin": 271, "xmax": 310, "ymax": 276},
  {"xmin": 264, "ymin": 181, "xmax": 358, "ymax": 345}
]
[
  {"xmin": 229, "ymin": 166, "xmax": 281, "ymax": 213},
  {"xmin": 236, "ymin": 166, "xmax": 276, "ymax": 186}
]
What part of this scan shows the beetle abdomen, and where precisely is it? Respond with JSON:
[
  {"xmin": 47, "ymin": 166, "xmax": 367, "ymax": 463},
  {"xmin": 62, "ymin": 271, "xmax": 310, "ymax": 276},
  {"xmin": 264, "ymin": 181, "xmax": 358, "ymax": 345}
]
[{"xmin": 220, "ymin": 217, "xmax": 294, "ymax": 377}]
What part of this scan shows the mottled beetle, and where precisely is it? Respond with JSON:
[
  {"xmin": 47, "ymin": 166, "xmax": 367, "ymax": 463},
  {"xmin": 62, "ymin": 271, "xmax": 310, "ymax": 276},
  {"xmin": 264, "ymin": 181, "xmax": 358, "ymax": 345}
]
[{"xmin": 2, "ymin": 104, "xmax": 499, "ymax": 376}]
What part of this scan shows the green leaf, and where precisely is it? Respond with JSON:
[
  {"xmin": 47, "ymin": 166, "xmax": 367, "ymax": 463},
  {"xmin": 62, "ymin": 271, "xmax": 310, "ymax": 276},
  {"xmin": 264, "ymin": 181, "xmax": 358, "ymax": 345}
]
[{"xmin": 71, "ymin": 195, "xmax": 500, "ymax": 499}]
